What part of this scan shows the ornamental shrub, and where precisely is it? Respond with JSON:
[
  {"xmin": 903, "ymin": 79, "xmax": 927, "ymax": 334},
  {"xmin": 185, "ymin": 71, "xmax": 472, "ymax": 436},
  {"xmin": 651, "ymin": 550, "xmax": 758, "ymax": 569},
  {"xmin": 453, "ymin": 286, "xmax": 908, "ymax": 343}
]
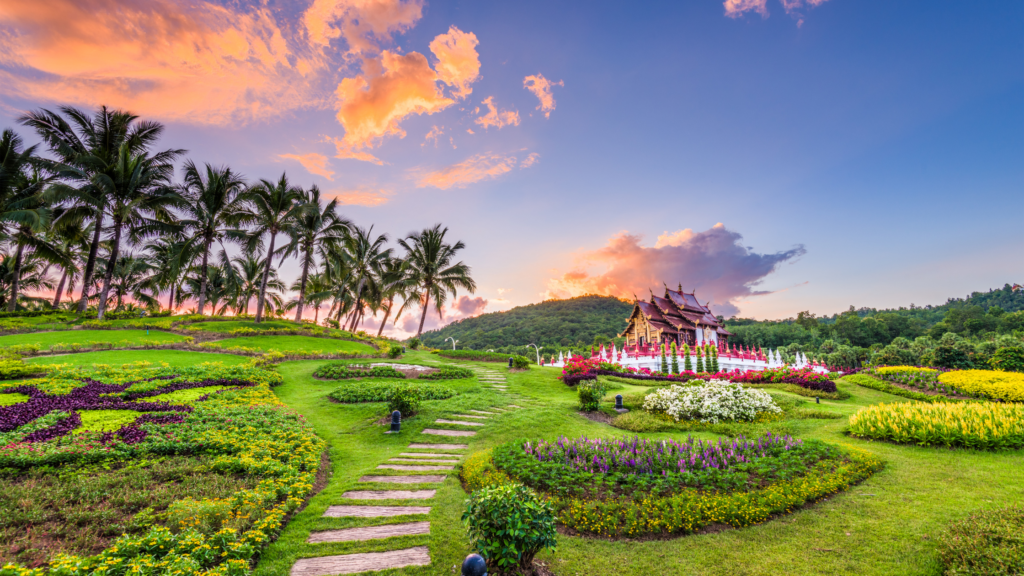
[
  {"xmin": 387, "ymin": 343, "xmax": 402, "ymax": 359},
  {"xmin": 937, "ymin": 505, "xmax": 1024, "ymax": 576},
  {"xmin": 462, "ymin": 483, "xmax": 557, "ymax": 572},
  {"xmin": 991, "ymin": 346, "xmax": 1024, "ymax": 373},
  {"xmin": 511, "ymin": 355, "xmax": 530, "ymax": 370},
  {"xmin": 418, "ymin": 366, "xmax": 474, "ymax": 380},
  {"xmin": 642, "ymin": 380, "xmax": 781, "ymax": 423},
  {"xmin": 661, "ymin": 345, "xmax": 669, "ymax": 374},
  {"xmin": 387, "ymin": 386, "xmax": 421, "ymax": 416},
  {"xmin": 683, "ymin": 344, "xmax": 692, "ymax": 372},
  {"xmin": 696, "ymin": 350, "xmax": 705, "ymax": 373},
  {"xmin": 670, "ymin": 343, "xmax": 679, "ymax": 374},
  {"xmin": 848, "ymin": 402, "xmax": 1024, "ymax": 449},
  {"xmin": 408, "ymin": 337, "xmax": 421, "ymax": 350},
  {"xmin": 329, "ymin": 382, "xmax": 455, "ymax": 403},
  {"xmin": 577, "ymin": 380, "xmax": 608, "ymax": 412},
  {"xmin": 938, "ymin": 370, "xmax": 1024, "ymax": 402},
  {"xmin": 313, "ymin": 364, "xmax": 406, "ymax": 380}
]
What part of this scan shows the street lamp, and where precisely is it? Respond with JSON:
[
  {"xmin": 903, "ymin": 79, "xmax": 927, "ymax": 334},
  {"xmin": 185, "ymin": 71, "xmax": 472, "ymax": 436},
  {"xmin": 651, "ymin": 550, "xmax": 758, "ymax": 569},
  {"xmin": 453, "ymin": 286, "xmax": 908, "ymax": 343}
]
[
  {"xmin": 444, "ymin": 337, "xmax": 459, "ymax": 350},
  {"xmin": 525, "ymin": 343, "xmax": 543, "ymax": 365}
]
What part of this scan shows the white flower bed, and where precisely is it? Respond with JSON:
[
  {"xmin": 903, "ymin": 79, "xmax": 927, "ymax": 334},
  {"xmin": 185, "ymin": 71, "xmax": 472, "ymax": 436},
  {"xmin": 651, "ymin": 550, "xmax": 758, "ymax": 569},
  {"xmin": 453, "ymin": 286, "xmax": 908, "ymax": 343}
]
[{"xmin": 642, "ymin": 379, "xmax": 781, "ymax": 423}]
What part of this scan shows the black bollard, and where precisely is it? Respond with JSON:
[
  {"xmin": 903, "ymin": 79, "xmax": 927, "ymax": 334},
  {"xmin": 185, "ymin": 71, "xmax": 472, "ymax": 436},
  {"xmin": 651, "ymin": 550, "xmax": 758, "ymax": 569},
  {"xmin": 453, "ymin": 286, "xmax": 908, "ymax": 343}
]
[
  {"xmin": 508, "ymin": 357, "xmax": 513, "ymax": 368},
  {"xmin": 390, "ymin": 410, "xmax": 401, "ymax": 433},
  {"xmin": 461, "ymin": 554, "xmax": 487, "ymax": 576},
  {"xmin": 615, "ymin": 394, "xmax": 623, "ymax": 410},
  {"xmin": 815, "ymin": 397, "xmax": 820, "ymax": 404}
]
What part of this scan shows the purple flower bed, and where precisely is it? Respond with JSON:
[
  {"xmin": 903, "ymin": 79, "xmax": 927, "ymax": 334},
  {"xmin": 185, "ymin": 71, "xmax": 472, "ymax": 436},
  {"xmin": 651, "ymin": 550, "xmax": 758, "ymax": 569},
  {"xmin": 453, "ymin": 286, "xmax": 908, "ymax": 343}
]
[{"xmin": 523, "ymin": 433, "xmax": 802, "ymax": 476}]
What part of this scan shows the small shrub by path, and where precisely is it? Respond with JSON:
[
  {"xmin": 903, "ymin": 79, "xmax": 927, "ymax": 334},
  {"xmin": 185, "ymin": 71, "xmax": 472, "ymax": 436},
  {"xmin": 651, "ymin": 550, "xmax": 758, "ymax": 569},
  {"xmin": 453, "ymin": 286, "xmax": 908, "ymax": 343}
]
[{"xmin": 848, "ymin": 402, "xmax": 1024, "ymax": 449}]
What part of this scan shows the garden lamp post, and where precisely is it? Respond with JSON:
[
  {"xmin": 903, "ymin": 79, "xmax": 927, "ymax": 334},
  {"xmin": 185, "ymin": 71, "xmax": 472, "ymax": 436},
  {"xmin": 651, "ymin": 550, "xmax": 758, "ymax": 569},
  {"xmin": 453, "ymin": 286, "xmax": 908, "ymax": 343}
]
[
  {"xmin": 526, "ymin": 343, "xmax": 543, "ymax": 365},
  {"xmin": 445, "ymin": 337, "xmax": 459, "ymax": 350}
]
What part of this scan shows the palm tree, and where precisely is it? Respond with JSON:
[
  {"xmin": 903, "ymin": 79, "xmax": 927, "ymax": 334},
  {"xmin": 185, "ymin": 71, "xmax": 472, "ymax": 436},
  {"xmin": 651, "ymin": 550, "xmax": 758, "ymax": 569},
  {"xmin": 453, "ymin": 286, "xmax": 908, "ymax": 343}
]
[
  {"xmin": 177, "ymin": 161, "xmax": 246, "ymax": 315},
  {"xmin": 46, "ymin": 219, "xmax": 92, "ymax": 309},
  {"xmin": 91, "ymin": 143, "xmax": 183, "ymax": 319},
  {"xmin": 144, "ymin": 235, "xmax": 187, "ymax": 312},
  {"xmin": 20, "ymin": 106, "xmax": 174, "ymax": 313},
  {"xmin": 374, "ymin": 256, "xmax": 411, "ymax": 337},
  {"xmin": 334, "ymin": 225, "xmax": 391, "ymax": 331},
  {"xmin": 399, "ymin": 224, "xmax": 476, "ymax": 337},
  {"xmin": 0, "ymin": 252, "xmax": 54, "ymax": 311},
  {"xmin": 103, "ymin": 253, "xmax": 158, "ymax": 310},
  {"xmin": 280, "ymin": 185, "xmax": 350, "ymax": 322},
  {"xmin": 228, "ymin": 173, "xmax": 306, "ymax": 322}
]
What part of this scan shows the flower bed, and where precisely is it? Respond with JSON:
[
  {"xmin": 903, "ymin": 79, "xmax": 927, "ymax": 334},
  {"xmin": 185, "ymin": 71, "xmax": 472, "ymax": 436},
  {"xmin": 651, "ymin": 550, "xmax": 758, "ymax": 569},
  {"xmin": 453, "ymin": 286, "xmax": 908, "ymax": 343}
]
[
  {"xmin": 848, "ymin": 402, "xmax": 1024, "ymax": 449},
  {"xmin": 434, "ymin": 350, "xmax": 530, "ymax": 364},
  {"xmin": 0, "ymin": 362, "xmax": 324, "ymax": 575},
  {"xmin": 642, "ymin": 380, "xmax": 781, "ymax": 423},
  {"xmin": 417, "ymin": 366, "xmax": 474, "ymax": 380},
  {"xmin": 938, "ymin": 370, "xmax": 1024, "ymax": 402},
  {"xmin": 328, "ymin": 382, "xmax": 456, "ymax": 403},
  {"xmin": 463, "ymin": 434, "xmax": 882, "ymax": 538},
  {"xmin": 312, "ymin": 364, "xmax": 406, "ymax": 380}
]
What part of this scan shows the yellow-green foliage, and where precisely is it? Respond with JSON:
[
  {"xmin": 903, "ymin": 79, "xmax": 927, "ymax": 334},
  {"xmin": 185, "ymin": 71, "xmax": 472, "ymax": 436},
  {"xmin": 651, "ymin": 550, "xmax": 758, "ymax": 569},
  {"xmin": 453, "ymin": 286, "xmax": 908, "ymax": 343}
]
[
  {"xmin": 0, "ymin": 393, "xmax": 30, "ymax": 406},
  {"xmin": 77, "ymin": 410, "xmax": 145, "ymax": 433},
  {"xmin": 460, "ymin": 450, "xmax": 511, "ymax": 492},
  {"xmin": 939, "ymin": 370, "xmax": 1024, "ymax": 402},
  {"xmin": 848, "ymin": 402, "xmax": 1024, "ymax": 449},
  {"xmin": 875, "ymin": 366, "xmax": 937, "ymax": 375}
]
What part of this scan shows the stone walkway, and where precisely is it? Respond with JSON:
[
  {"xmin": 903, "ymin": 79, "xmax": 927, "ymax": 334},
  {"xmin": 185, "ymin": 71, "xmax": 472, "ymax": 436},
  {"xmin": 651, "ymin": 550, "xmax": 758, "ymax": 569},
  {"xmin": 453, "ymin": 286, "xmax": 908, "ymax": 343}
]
[{"xmin": 289, "ymin": 368, "xmax": 527, "ymax": 575}]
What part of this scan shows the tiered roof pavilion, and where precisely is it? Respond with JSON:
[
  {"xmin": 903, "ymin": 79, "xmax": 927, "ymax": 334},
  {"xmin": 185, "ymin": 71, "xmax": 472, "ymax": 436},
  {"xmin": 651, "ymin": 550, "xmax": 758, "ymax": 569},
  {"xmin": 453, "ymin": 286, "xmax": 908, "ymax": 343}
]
[{"xmin": 619, "ymin": 284, "xmax": 733, "ymax": 348}]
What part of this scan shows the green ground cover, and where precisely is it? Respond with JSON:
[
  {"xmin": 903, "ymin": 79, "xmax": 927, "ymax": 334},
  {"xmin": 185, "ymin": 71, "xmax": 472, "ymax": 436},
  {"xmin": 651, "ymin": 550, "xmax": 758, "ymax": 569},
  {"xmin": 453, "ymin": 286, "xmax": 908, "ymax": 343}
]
[
  {"xmin": 203, "ymin": 335, "xmax": 375, "ymax": 354},
  {"xmin": 25, "ymin": 349, "xmax": 252, "ymax": 368},
  {"xmin": 0, "ymin": 329, "xmax": 185, "ymax": 350},
  {"xmin": 258, "ymin": 351, "xmax": 1024, "ymax": 576},
  {"xmin": 141, "ymin": 385, "xmax": 231, "ymax": 404},
  {"xmin": 77, "ymin": 409, "xmax": 147, "ymax": 433},
  {"xmin": 0, "ymin": 393, "xmax": 30, "ymax": 406}
]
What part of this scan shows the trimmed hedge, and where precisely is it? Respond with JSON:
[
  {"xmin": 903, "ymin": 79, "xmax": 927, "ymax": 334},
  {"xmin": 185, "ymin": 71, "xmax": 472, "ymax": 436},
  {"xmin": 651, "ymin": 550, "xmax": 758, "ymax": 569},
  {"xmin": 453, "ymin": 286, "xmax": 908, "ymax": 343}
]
[
  {"xmin": 435, "ymin": 350, "xmax": 530, "ymax": 365},
  {"xmin": 841, "ymin": 374, "xmax": 950, "ymax": 403}
]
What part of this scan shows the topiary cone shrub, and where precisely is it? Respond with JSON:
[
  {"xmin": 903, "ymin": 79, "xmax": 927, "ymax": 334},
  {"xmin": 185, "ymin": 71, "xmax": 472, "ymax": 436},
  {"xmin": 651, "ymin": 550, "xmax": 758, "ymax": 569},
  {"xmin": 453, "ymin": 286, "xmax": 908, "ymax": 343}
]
[{"xmin": 462, "ymin": 483, "xmax": 557, "ymax": 574}]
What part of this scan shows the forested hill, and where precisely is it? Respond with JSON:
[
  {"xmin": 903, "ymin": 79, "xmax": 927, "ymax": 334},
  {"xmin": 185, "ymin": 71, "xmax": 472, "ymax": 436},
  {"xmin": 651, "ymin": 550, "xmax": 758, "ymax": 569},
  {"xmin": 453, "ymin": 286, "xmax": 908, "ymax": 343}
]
[{"xmin": 419, "ymin": 295, "xmax": 634, "ymax": 350}]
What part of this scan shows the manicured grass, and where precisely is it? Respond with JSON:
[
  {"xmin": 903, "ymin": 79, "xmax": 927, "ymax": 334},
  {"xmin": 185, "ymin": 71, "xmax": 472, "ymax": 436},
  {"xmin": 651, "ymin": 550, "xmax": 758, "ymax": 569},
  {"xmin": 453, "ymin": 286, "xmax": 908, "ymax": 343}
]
[
  {"xmin": 204, "ymin": 335, "xmax": 375, "ymax": 354},
  {"xmin": 77, "ymin": 410, "xmax": 146, "ymax": 433},
  {"xmin": 26, "ymin": 349, "xmax": 252, "ymax": 368},
  {"xmin": 0, "ymin": 329, "xmax": 185, "ymax": 350},
  {"xmin": 141, "ymin": 385, "xmax": 230, "ymax": 404},
  {"xmin": 258, "ymin": 351, "xmax": 1024, "ymax": 576},
  {"xmin": 185, "ymin": 320, "xmax": 310, "ymax": 333}
]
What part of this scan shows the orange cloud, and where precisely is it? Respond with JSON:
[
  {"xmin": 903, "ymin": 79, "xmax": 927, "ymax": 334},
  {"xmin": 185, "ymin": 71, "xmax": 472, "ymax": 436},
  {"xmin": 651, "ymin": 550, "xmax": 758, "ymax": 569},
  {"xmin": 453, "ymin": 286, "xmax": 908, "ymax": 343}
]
[
  {"xmin": 725, "ymin": 0, "xmax": 830, "ymax": 21},
  {"xmin": 333, "ymin": 50, "xmax": 454, "ymax": 159},
  {"xmin": 0, "ymin": 0, "xmax": 324, "ymax": 125},
  {"xmin": 325, "ymin": 187, "xmax": 393, "ymax": 206},
  {"xmin": 520, "ymin": 152, "xmax": 539, "ymax": 168},
  {"xmin": 429, "ymin": 25, "xmax": 481, "ymax": 99},
  {"xmin": 279, "ymin": 153, "xmax": 335, "ymax": 181},
  {"xmin": 416, "ymin": 152, "xmax": 518, "ymax": 189},
  {"xmin": 523, "ymin": 74, "xmax": 564, "ymax": 119},
  {"xmin": 422, "ymin": 125, "xmax": 443, "ymax": 146},
  {"xmin": 544, "ymin": 225, "xmax": 805, "ymax": 316},
  {"xmin": 303, "ymin": 0, "xmax": 424, "ymax": 55},
  {"xmin": 474, "ymin": 96, "xmax": 520, "ymax": 130}
]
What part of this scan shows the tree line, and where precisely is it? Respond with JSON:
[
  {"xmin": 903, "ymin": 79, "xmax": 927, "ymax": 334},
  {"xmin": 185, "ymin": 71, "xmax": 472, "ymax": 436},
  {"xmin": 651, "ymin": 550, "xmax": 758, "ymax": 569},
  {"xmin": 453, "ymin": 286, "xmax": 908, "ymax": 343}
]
[{"xmin": 0, "ymin": 105, "xmax": 477, "ymax": 335}]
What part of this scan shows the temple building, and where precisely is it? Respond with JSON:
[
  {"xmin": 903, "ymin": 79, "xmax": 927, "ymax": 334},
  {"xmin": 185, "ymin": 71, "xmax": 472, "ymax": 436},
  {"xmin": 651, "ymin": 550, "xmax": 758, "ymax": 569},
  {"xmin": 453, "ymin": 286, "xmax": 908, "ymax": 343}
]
[{"xmin": 620, "ymin": 285, "xmax": 732, "ymax": 347}]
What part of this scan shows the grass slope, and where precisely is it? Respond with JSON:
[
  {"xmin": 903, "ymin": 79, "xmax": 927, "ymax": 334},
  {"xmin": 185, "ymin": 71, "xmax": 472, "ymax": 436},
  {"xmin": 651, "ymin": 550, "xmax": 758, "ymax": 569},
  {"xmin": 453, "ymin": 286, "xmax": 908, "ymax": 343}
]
[
  {"xmin": 185, "ymin": 320, "xmax": 315, "ymax": 333},
  {"xmin": 204, "ymin": 335, "xmax": 375, "ymax": 354},
  {"xmin": 26, "ymin": 350, "xmax": 251, "ymax": 368},
  {"xmin": 0, "ymin": 329, "xmax": 185, "ymax": 350},
  {"xmin": 260, "ymin": 351, "xmax": 1024, "ymax": 576}
]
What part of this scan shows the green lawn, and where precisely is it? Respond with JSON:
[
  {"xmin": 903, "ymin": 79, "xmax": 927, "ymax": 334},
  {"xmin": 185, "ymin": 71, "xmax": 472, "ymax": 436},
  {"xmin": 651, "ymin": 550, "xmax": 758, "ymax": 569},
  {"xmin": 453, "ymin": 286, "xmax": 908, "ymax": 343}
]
[
  {"xmin": 0, "ymin": 329, "xmax": 185, "ymax": 350},
  {"xmin": 257, "ymin": 352, "xmax": 1024, "ymax": 576},
  {"xmin": 204, "ymin": 335, "xmax": 375, "ymax": 354},
  {"xmin": 26, "ymin": 349, "xmax": 251, "ymax": 368},
  {"xmin": 185, "ymin": 320, "xmax": 312, "ymax": 333}
]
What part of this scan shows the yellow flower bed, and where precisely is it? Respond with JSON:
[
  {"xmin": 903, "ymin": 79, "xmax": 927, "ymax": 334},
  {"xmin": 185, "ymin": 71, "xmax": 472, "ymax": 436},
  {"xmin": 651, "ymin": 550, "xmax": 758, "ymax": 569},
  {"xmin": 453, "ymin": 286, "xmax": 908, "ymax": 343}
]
[
  {"xmin": 938, "ymin": 370, "xmax": 1024, "ymax": 402},
  {"xmin": 874, "ymin": 366, "xmax": 937, "ymax": 375},
  {"xmin": 848, "ymin": 402, "xmax": 1024, "ymax": 449}
]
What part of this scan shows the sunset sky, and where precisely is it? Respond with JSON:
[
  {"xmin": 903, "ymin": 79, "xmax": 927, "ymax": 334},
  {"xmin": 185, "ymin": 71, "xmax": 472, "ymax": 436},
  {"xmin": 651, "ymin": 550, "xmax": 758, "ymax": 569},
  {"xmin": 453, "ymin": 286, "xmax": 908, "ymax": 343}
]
[{"xmin": 1, "ymin": 0, "xmax": 1021, "ymax": 336}]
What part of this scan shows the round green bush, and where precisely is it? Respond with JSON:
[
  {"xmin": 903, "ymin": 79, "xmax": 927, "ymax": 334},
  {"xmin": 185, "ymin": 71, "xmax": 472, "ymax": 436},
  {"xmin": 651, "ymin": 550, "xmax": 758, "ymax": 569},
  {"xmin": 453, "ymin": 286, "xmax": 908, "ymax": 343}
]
[
  {"xmin": 387, "ymin": 386, "xmax": 421, "ymax": 416},
  {"xmin": 408, "ymin": 337, "xmax": 421, "ymax": 350},
  {"xmin": 577, "ymin": 380, "xmax": 608, "ymax": 412},
  {"xmin": 313, "ymin": 364, "xmax": 406, "ymax": 380},
  {"xmin": 511, "ymin": 355, "xmax": 531, "ymax": 370},
  {"xmin": 418, "ymin": 366, "xmax": 474, "ymax": 380},
  {"xmin": 990, "ymin": 346, "xmax": 1024, "ymax": 373},
  {"xmin": 462, "ymin": 483, "xmax": 557, "ymax": 573}
]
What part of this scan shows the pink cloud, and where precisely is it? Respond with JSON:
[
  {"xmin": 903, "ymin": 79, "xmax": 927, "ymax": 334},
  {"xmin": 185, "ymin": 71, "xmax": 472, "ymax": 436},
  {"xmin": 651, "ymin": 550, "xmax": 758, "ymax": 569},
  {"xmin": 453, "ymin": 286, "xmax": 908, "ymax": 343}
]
[
  {"xmin": 324, "ymin": 187, "xmax": 392, "ymax": 206},
  {"xmin": 474, "ymin": 96, "xmax": 520, "ymax": 130},
  {"xmin": 523, "ymin": 74, "xmax": 563, "ymax": 118},
  {"xmin": 429, "ymin": 25, "xmax": 481, "ymax": 99},
  {"xmin": 397, "ymin": 295, "xmax": 489, "ymax": 333},
  {"xmin": 415, "ymin": 152, "xmax": 518, "ymax": 189},
  {"xmin": 724, "ymin": 0, "xmax": 831, "ymax": 22},
  {"xmin": 279, "ymin": 152, "xmax": 335, "ymax": 180},
  {"xmin": 544, "ymin": 224, "xmax": 805, "ymax": 317},
  {"xmin": 520, "ymin": 152, "xmax": 539, "ymax": 169},
  {"xmin": 302, "ymin": 0, "xmax": 423, "ymax": 55}
]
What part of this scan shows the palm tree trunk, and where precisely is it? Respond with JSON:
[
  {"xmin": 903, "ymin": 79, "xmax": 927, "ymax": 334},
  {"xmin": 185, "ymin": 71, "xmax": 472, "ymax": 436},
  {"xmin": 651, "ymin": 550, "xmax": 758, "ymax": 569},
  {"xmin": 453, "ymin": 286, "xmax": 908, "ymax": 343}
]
[
  {"xmin": 314, "ymin": 305, "xmax": 320, "ymax": 324},
  {"xmin": 8, "ymin": 240, "xmax": 25, "ymax": 312},
  {"xmin": 96, "ymin": 222, "xmax": 122, "ymax": 320},
  {"xmin": 77, "ymin": 212, "xmax": 103, "ymax": 313},
  {"xmin": 416, "ymin": 292, "xmax": 431, "ymax": 336},
  {"xmin": 52, "ymin": 269, "xmax": 69, "ymax": 309},
  {"xmin": 196, "ymin": 235, "xmax": 212, "ymax": 315},
  {"xmin": 254, "ymin": 232, "xmax": 276, "ymax": 323},
  {"xmin": 294, "ymin": 250, "xmax": 310, "ymax": 322},
  {"xmin": 167, "ymin": 283, "xmax": 175, "ymax": 312},
  {"xmin": 377, "ymin": 300, "xmax": 393, "ymax": 337}
]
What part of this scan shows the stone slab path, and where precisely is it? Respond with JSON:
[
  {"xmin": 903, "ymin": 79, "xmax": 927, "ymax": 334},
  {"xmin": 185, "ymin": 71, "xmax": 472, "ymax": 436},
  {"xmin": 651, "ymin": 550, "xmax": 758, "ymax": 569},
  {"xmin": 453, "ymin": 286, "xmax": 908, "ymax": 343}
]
[
  {"xmin": 399, "ymin": 452, "xmax": 462, "ymax": 458},
  {"xmin": 323, "ymin": 505, "xmax": 431, "ymax": 518},
  {"xmin": 434, "ymin": 419, "xmax": 485, "ymax": 427},
  {"xmin": 449, "ymin": 414, "xmax": 488, "ymax": 420},
  {"xmin": 342, "ymin": 490, "xmax": 436, "ymax": 500},
  {"xmin": 422, "ymin": 428, "xmax": 476, "ymax": 437},
  {"xmin": 359, "ymin": 475, "xmax": 446, "ymax": 484},
  {"xmin": 468, "ymin": 410, "xmax": 497, "ymax": 415},
  {"xmin": 307, "ymin": 521, "xmax": 430, "ymax": 543},
  {"xmin": 389, "ymin": 458, "xmax": 459, "ymax": 464},
  {"xmin": 408, "ymin": 442, "xmax": 467, "ymax": 450},
  {"xmin": 377, "ymin": 464, "xmax": 454, "ymax": 471},
  {"xmin": 290, "ymin": 547, "xmax": 430, "ymax": 576}
]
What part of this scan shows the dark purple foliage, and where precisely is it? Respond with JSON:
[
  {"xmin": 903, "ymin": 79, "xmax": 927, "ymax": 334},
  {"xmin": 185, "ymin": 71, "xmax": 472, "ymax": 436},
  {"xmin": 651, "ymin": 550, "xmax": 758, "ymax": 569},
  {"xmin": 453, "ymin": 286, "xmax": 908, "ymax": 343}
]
[{"xmin": 21, "ymin": 411, "xmax": 81, "ymax": 443}]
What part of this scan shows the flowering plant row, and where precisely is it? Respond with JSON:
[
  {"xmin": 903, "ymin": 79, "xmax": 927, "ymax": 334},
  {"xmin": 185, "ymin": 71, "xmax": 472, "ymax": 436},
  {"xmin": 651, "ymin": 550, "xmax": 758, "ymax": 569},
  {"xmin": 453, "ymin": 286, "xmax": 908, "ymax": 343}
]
[
  {"xmin": 642, "ymin": 380, "xmax": 781, "ymax": 424},
  {"xmin": 938, "ymin": 370, "xmax": 1024, "ymax": 403},
  {"xmin": 561, "ymin": 362, "xmax": 838, "ymax": 393},
  {"xmin": 848, "ymin": 401, "xmax": 1024, "ymax": 449},
  {"xmin": 0, "ymin": 362, "xmax": 324, "ymax": 576}
]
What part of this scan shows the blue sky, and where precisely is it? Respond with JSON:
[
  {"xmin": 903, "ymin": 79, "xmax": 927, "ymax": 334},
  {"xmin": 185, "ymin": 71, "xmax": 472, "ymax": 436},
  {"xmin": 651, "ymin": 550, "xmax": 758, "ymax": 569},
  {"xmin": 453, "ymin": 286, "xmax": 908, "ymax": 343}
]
[{"xmin": 0, "ymin": 0, "xmax": 1021, "ymax": 332}]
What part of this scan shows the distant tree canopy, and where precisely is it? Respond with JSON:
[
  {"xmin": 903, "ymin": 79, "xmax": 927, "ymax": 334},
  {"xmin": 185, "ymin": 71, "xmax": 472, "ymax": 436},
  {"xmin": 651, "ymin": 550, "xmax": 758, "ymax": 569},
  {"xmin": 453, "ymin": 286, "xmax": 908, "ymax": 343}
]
[{"xmin": 419, "ymin": 294, "xmax": 633, "ymax": 352}]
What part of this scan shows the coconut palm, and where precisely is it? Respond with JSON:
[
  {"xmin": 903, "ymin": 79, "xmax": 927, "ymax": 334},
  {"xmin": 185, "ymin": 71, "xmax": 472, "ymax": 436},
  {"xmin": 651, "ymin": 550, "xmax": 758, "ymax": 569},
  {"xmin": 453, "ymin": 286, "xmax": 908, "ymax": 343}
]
[
  {"xmin": 144, "ymin": 235, "xmax": 188, "ymax": 312},
  {"xmin": 176, "ymin": 161, "xmax": 246, "ymax": 315},
  {"xmin": 102, "ymin": 253, "xmax": 158, "ymax": 310},
  {"xmin": 374, "ymin": 256, "xmax": 412, "ymax": 337},
  {"xmin": 333, "ymin": 225, "xmax": 391, "ymax": 331},
  {"xmin": 280, "ymin": 185, "xmax": 350, "ymax": 322},
  {"xmin": 228, "ymin": 173, "xmax": 306, "ymax": 322},
  {"xmin": 399, "ymin": 224, "xmax": 476, "ymax": 337},
  {"xmin": 0, "ymin": 252, "xmax": 54, "ymax": 310},
  {"xmin": 19, "ymin": 106, "xmax": 175, "ymax": 313}
]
